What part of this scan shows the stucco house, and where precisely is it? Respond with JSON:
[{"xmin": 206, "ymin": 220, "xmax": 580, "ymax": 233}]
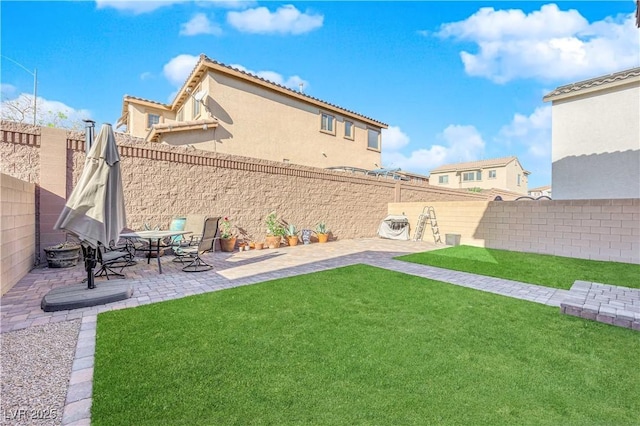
[
  {"xmin": 116, "ymin": 54, "xmax": 387, "ymax": 170},
  {"xmin": 429, "ymin": 156, "xmax": 530, "ymax": 194},
  {"xmin": 543, "ymin": 67, "xmax": 640, "ymax": 200},
  {"xmin": 528, "ymin": 185, "xmax": 552, "ymax": 198}
]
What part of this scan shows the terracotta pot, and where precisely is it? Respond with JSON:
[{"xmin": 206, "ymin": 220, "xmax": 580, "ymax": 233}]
[
  {"xmin": 265, "ymin": 235, "xmax": 281, "ymax": 249},
  {"xmin": 220, "ymin": 237, "xmax": 237, "ymax": 252},
  {"xmin": 255, "ymin": 242, "xmax": 264, "ymax": 250},
  {"xmin": 287, "ymin": 236, "xmax": 299, "ymax": 246},
  {"xmin": 317, "ymin": 233, "xmax": 329, "ymax": 243}
]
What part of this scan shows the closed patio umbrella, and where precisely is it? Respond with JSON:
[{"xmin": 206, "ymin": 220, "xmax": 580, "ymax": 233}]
[{"xmin": 54, "ymin": 123, "xmax": 126, "ymax": 288}]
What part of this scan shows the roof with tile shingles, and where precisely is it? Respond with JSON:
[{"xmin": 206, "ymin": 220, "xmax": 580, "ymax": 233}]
[
  {"xmin": 429, "ymin": 156, "xmax": 529, "ymax": 174},
  {"xmin": 543, "ymin": 67, "xmax": 640, "ymax": 102}
]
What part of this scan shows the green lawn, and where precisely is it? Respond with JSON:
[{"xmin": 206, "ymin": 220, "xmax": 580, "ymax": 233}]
[
  {"xmin": 396, "ymin": 245, "xmax": 640, "ymax": 289},
  {"xmin": 92, "ymin": 265, "xmax": 639, "ymax": 425}
]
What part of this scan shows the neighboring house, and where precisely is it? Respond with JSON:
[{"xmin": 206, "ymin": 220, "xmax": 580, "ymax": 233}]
[
  {"xmin": 429, "ymin": 156, "xmax": 530, "ymax": 194},
  {"xmin": 116, "ymin": 54, "xmax": 387, "ymax": 170},
  {"xmin": 528, "ymin": 185, "xmax": 552, "ymax": 198},
  {"xmin": 543, "ymin": 67, "xmax": 640, "ymax": 200}
]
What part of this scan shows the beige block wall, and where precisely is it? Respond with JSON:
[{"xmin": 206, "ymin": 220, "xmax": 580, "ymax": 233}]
[
  {"xmin": 390, "ymin": 199, "xmax": 640, "ymax": 264},
  {"xmin": 1, "ymin": 173, "xmax": 36, "ymax": 295},
  {"xmin": 389, "ymin": 201, "xmax": 490, "ymax": 246}
]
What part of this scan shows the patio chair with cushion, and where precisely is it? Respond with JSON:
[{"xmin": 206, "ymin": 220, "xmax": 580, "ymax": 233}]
[{"xmin": 174, "ymin": 216, "xmax": 220, "ymax": 272}]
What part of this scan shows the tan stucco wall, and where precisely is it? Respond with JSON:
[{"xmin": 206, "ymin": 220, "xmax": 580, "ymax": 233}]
[
  {"xmin": 1, "ymin": 173, "xmax": 36, "ymax": 295},
  {"xmin": 128, "ymin": 70, "xmax": 382, "ymax": 170},
  {"xmin": 389, "ymin": 199, "xmax": 640, "ymax": 264},
  {"xmin": 550, "ymin": 79, "xmax": 640, "ymax": 200}
]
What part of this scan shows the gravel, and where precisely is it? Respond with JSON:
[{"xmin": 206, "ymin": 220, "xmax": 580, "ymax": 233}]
[{"xmin": 1, "ymin": 320, "xmax": 80, "ymax": 426}]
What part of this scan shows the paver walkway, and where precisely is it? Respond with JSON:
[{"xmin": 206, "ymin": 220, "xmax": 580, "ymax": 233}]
[{"xmin": 1, "ymin": 238, "xmax": 637, "ymax": 425}]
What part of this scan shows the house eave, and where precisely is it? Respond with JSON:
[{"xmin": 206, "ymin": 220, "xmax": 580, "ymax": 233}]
[{"xmin": 145, "ymin": 118, "xmax": 219, "ymax": 143}]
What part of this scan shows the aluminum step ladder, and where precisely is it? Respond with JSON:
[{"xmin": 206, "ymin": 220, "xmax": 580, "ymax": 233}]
[{"xmin": 413, "ymin": 206, "xmax": 442, "ymax": 243}]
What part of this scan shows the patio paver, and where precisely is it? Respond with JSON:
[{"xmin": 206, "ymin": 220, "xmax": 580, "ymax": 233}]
[{"xmin": 1, "ymin": 238, "xmax": 637, "ymax": 425}]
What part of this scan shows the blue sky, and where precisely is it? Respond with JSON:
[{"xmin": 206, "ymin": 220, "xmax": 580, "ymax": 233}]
[{"xmin": 2, "ymin": 1, "xmax": 638, "ymax": 189}]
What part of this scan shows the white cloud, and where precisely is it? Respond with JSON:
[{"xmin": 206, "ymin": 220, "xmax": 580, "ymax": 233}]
[
  {"xmin": 140, "ymin": 71, "xmax": 153, "ymax": 81},
  {"xmin": 0, "ymin": 83, "xmax": 18, "ymax": 99},
  {"xmin": 1, "ymin": 93, "xmax": 92, "ymax": 129},
  {"xmin": 163, "ymin": 54, "xmax": 200, "ymax": 87},
  {"xmin": 197, "ymin": 0, "xmax": 256, "ymax": 9},
  {"xmin": 498, "ymin": 106, "xmax": 551, "ymax": 158},
  {"xmin": 96, "ymin": 0, "xmax": 251, "ymax": 14},
  {"xmin": 95, "ymin": 0, "xmax": 186, "ymax": 14},
  {"xmin": 436, "ymin": 4, "xmax": 639, "ymax": 83},
  {"xmin": 180, "ymin": 13, "xmax": 223, "ymax": 36},
  {"xmin": 381, "ymin": 126, "xmax": 410, "ymax": 151},
  {"xmin": 227, "ymin": 4, "xmax": 323, "ymax": 34},
  {"xmin": 230, "ymin": 64, "xmax": 309, "ymax": 90},
  {"xmin": 382, "ymin": 124, "xmax": 485, "ymax": 174}
]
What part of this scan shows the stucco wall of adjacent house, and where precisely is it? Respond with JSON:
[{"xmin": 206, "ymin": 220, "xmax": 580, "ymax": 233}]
[
  {"xmin": 551, "ymin": 80, "xmax": 640, "ymax": 200},
  {"xmin": 429, "ymin": 161, "xmax": 527, "ymax": 194},
  {"xmin": 127, "ymin": 70, "xmax": 382, "ymax": 170},
  {"xmin": 127, "ymin": 103, "xmax": 174, "ymax": 138},
  {"xmin": 195, "ymin": 71, "xmax": 381, "ymax": 170},
  {"xmin": 504, "ymin": 160, "xmax": 528, "ymax": 194}
]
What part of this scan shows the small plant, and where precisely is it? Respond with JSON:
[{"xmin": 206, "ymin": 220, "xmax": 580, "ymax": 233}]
[
  {"xmin": 265, "ymin": 212, "xmax": 285, "ymax": 237},
  {"xmin": 220, "ymin": 217, "xmax": 234, "ymax": 239},
  {"xmin": 316, "ymin": 222, "xmax": 329, "ymax": 234},
  {"xmin": 284, "ymin": 223, "xmax": 298, "ymax": 237}
]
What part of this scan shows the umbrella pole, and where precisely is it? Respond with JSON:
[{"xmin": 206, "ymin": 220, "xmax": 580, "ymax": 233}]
[{"xmin": 82, "ymin": 245, "xmax": 97, "ymax": 289}]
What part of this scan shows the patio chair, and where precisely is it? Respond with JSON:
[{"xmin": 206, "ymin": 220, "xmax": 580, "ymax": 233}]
[
  {"xmin": 94, "ymin": 243, "xmax": 132, "ymax": 279},
  {"xmin": 174, "ymin": 216, "xmax": 220, "ymax": 272}
]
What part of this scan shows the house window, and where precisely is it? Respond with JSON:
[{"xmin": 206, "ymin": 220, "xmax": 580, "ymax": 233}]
[
  {"xmin": 488, "ymin": 170, "xmax": 496, "ymax": 179},
  {"xmin": 320, "ymin": 113, "xmax": 335, "ymax": 134},
  {"xmin": 147, "ymin": 113, "xmax": 160, "ymax": 129},
  {"xmin": 177, "ymin": 107, "xmax": 184, "ymax": 122},
  {"xmin": 463, "ymin": 171, "xmax": 482, "ymax": 181},
  {"xmin": 517, "ymin": 174, "xmax": 521, "ymax": 186},
  {"xmin": 192, "ymin": 86, "xmax": 201, "ymax": 118},
  {"xmin": 438, "ymin": 175, "xmax": 449, "ymax": 184},
  {"xmin": 344, "ymin": 121, "xmax": 354, "ymax": 139},
  {"xmin": 367, "ymin": 128, "xmax": 380, "ymax": 150}
]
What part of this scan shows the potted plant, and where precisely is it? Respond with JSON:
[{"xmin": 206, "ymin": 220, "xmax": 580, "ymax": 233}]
[
  {"xmin": 284, "ymin": 223, "xmax": 299, "ymax": 246},
  {"xmin": 315, "ymin": 221, "xmax": 330, "ymax": 243},
  {"xmin": 219, "ymin": 216, "xmax": 237, "ymax": 252},
  {"xmin": 44, "ymin": 241, "xmax": 81, "ymax": 268},
  {"xmin": 265, "ymin": 211, "xmax": 285, "ymax": 248}
]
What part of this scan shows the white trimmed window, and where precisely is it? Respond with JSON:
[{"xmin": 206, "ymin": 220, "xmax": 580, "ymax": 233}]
[
  {"xmin": 191, "ymin": 86, "xmax": 202, "ymax": 119},
  {"xmin": 147, "ymin": 113, "xmax": 160, "ymax": 129},
  {"xmin": 463, "ymin": 171, "xmax": 482, "ymax": 182},
  {"xmin": 367, "ymin": 128, "xmax": 380, "ymax": 150},
  {"xmin": 488, "ymin": 170, "xmax": 496, "ymax": 179},
  {"xmin": 344, "ymin": 121, "xmax": 354, "ymax": 139},
  {"xmin": 177, "ymin": 107, "xmax": 184, "ymax": 122},
  {"xmin": 438, "ymin": 175, "xmax": 449, "ymax": 184},
  {"xmin": 320, "ymin": 113, "xmax": 335, "ymax": 134},
  {"xmin": 517, "ymin": 174, "xmax": 521, "ymax": 186}
]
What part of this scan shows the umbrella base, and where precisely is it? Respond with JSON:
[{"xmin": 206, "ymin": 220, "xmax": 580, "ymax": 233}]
[{"xmin": 41, "ymin": 281, "xmax": 133, "ymax": 312}]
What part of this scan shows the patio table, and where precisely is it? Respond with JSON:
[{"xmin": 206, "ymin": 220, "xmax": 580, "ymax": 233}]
[{"xmin": 120, "ymin": 230, "xmax": 192, "ymax": 274}]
